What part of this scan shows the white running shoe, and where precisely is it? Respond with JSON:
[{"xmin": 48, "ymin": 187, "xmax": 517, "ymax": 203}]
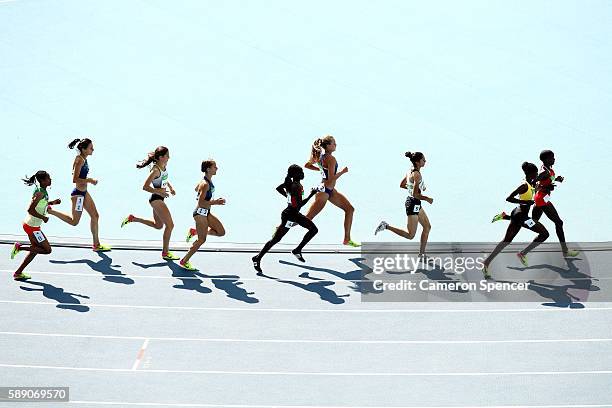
[{"xmin": 375, "ymin": 221, "xmax": 388, "ymax": 235}]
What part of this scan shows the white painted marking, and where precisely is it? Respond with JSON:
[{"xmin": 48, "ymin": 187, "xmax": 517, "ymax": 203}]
[
  {"xmin": 131, "ymin": 339, "xmax": 150, "ymax": 370},
  {"xmin": 1, "ymin": 331, "xmax": 612, "ymax": 345},
  {"xmin": 1, "ymin": 363, "xmax": 612, "ymax": 377},
  {"xmin": 0, "ymin": 269, "xmax": 362, "ymax": 283},
  {"xmin": 1, "ymin": 300, "xmax": 611, "ymax": 313},
  {"xmin": 2, "ymin": 269, "xmax": 604, "ymax": 282}
]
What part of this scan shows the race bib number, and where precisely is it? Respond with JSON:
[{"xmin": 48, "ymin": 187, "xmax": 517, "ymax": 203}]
[
  {"xmin": 413, "ymin": 204, "xmax": 421, "ymax": 213},
  {"xmin": 195, "ymin": 207, "xmax": 209, "ymax": 216},
  {"xmin": 33, "ymin": 230, "xmax": 46, "ymax": 243},
  {"xmin": 75, "ymin": 196, "xmax": 84, "ymax": 212},
  {"xmin": 285, "ymin": 221, "xmax": 297, "ymax": 228},
  {"xmin": 524, "ymin": 218, "xmax": 536, "ymax": 228},
  {"xmin": 316, "ymin": 184, "xmax": 326, "ymax": 192},
  {"xmin": 319, "ymin": 164, "xmax": 327, "ymax": 180}
]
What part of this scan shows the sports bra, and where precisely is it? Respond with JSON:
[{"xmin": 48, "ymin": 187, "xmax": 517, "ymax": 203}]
[{"xmin": 319, "ymin": 153, "xmax": 338, "ymax": 180}]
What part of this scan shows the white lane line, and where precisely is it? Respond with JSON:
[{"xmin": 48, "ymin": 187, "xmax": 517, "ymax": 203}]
[
  {"xmin": 2, "ymin": 363, "xmax": 612, "ymax": 377},
  {"xmin": 1, "ymin": 300, "xmax": 612, "ymax": 313},
  {"xmin": 0, "ymin": 299, "xmax": 610, "ymax": 313},
  {"xmin": 0, "ymin": 269, "xmax": 361, "ymax": 283},
  {"xmin": 67, "ymin": 401, "xmax": 612, "ymax": 408},
  {"xmin": 4, "ymin": 269, "xmax": 605, "ymax": 282},
  {"xmin": 0, "ymin": 0, "xmax": 18, "ymax": 4},
  {"xmin": 131, "ymin": 339, "xmax": 150, "ymax": 370},
  {"xmin": 2, "ymin": 331, "xmax": 612, "ymax": 345},
  {"xmin": 0, "ymin": 269, "xmax": 604, "ymax": 282}
]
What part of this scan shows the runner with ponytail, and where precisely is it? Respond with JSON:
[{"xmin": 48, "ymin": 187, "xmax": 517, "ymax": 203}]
[
  {"xmin": 304, "ymin": 135, "xmax": 359, "ymax": 247},
  {"xmin": 375, "ymin": 151, "xmax": 433, "ymax": 258},
  {"xmin": 10, "ymin": 171, "xmax": 61, "ymax": 280},
  {"xmin": 47, "ymin": 138, "xmax": 110, "ymax": 251},
  {"xmin": 121, "ymin": 146, "xmax": 179, "ymax": 261}
]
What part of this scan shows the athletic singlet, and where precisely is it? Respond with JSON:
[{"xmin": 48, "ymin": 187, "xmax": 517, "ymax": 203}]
[
  {"xmin": 519, "ymin": 181, "xmax": 535, "ymax": 201},
  {"xmin": 199, "ymin": 176, "xmax": 215, "ymax": 201},
  {"xmin": 406, "ymin": 169, "xmax": 426, "ymax": 198},
  {"xmin": 319, "ymin": 153, "xmax": 338, "ymax": 180},
  {"xmin": 287, "ymin": 183, "xmax": 304, "ymax": 209},
  {"xmin": 78, "ymin": 157, "xmax": 89, "ymax": 179},
  {"xmin": 151, "ymin": 165, "xmax": 169, "ymax": 189},
  {"xmin": 24, "ymin": 187, "xmax": 49, "ymax": 227},
  {"xmin": 538, "ymin": 165, "xmax": 555, "ymax": 192}
]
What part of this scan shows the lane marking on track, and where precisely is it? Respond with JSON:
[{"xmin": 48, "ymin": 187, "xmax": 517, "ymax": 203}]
[
  {"xmin": 131, "ymin": 339, "xmax": 150, "ymax": 370},
  {"xmin": 1, "ymin": 331, "xmax": 612, "ymax": 345},
  {"xmin": 2, "ymin": 363, "xmax": 612, "ymax": 377},
  {"xmin": 1, "ymin": 300, "xmax": 612, "ymax": 313}
]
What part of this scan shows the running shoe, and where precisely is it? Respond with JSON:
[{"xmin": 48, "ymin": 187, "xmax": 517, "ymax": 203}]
[
  {"xmin": 343, "ymin": 240, "xmax": 361, "ymax": 247},
  {"xmin": 185, "ymin": 228, "xmax": 197, "ymax": 242},
  {"xmin": 13, "ymin": 272, "xmax": 31, "ymax": 281},
  {"xmin": 563, "ymin": 249, "xmax": 580, "ymax": 258},
  {"xmin": 121, "ymin": 214, "xmax": 135, "ymax": 228},
  {"xmin": 517, "ymin": 252, "xmax": 528, "ymax": 267},
  {"xmin": 292, "ymin": 250, "xmax": 305, "ymax": 263},
  {"xmin": 482, "ymin": 264, "xmax": 491, "ymax": 280},
  {"xmin": 93, "ymin": 244, "xmax": 112, "ymax": 252},
  {"xmin": 10, "ymin": 242, "xmax": 22, "ymax": 260},
  {"xmin": 162, "ymin": 251, "xmax": 180, "ymax": 261},
  {"xmin": 375, "ymin": 221, "xmax": 388, "ymax": 235},
  {"xmin": 179, "ymin": 259, "xmax": 197, "ymax": 271},
  {"xmin": 252, "ymin": 256, "xmax": 262, "ymax": 273},
  {"xmin": 491, "ymin": 212, "xmax": 507, "ymax": 223}
]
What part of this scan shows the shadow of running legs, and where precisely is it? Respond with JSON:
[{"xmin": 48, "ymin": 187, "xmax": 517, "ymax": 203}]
[
  {"xmin": 50, "ymin": 252, "xmax": 133, "ymax": 285},
  {"xmin": 19, "ymin": 281, "xmax": 90, "ymax": 312}
]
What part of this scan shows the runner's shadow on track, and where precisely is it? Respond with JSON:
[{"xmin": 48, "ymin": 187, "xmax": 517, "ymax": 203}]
[
  {"xmin": 257, "ymin": 269, "xmax": 349, "ymax": 304},
  {"xmin": 50, "ymin": 252, "xmax": 134, "ymax": 285},
  {"xmin": 278, "ymin": 257, "xmax": 383, "ymax": 294},
  {"xmin": 19, "ymin": 281, "xmax": 90, "ymax": 312},
  {"xmin": 132, "ymin": 261, "xmax": 258, "ymax": 303},
  {"xmin": 508, "ymin": 258, "xmax": 599, "ymax": 308}
]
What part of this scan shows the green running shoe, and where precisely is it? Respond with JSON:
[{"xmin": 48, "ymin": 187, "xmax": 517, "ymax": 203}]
[
  {"xmin": 179, "ymin": 259, "xmax": 197, "ymax": 271},
  {"xmin": 93, "ymin": 244, "xmax": 112, "ymax": 252},
  {"xmin": 13, "ymin": 272, "xmax": 31, "ymax": 281},
  {"xmin": 186, "ymin": 228, "xmax": 197, "ymax": 243},
  {"xmin": 564, "ymin": 249, "xmax": 580, "ymax": 258},
  {"xmin": 162, "ymin": 251, "xmax": 180, "ymax": 261},
  {"xmin": 482, "ymin": 265, "xmax": 491, "ymax": 280},
  {"xmin": 10, "ymin": 242, "xmax": 22, "ymax": 260},
  {"xmin": 121, "ymin": 214, "xmax": 134, "ymax": 228},
  {"xmin": 491, "ymin": 212, "xmax": 507, "ymax": 223},
  {"xmin": 517, "ymin": 252, "xmax": 528, "ymax": 267},
  {"xmin": 343, "ymin": 240, "xmax": 361, "ymax": 248}
]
